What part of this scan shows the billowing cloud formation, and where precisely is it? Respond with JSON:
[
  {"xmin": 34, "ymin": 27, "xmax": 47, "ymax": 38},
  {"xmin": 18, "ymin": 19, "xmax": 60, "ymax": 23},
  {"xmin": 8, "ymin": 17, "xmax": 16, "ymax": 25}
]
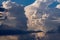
[
  {"xmin": 1, "ymin": 0, "xmax": 27, "ymax": 30},
  {"xmin": 24, "ymin": 0, "xmax": 60, "ymax": 32}
]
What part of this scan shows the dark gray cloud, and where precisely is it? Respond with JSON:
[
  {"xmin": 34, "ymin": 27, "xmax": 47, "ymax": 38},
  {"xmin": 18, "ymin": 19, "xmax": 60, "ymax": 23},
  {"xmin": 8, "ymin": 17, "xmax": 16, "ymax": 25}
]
[{"xmin": 1, "ymin": 0, "xmax": 27, "ymax": 30}]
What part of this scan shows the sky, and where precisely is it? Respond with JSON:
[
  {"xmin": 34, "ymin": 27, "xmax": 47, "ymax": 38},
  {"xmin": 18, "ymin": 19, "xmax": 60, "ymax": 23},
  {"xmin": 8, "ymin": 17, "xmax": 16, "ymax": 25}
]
[
  {"xmin": 0, "ymin": 0, "xmax": 60, "ymax": 40},
  {"xmin": 0, "ymin": 0, "xmax": 35, "ymax": 6},
  {"xmin": 0, "ymin": 0, "xmax": 60, "ymax": 32},
  {"xmin": 1, "ymin": 0, "xmax": 60, "ymax": 32}
]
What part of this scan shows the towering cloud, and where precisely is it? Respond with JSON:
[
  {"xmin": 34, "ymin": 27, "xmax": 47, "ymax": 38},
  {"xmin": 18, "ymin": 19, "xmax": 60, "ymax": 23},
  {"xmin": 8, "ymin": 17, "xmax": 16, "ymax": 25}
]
[{"xmin": 24, "ymin": 0, "xmax": 60, "ymax": 32}]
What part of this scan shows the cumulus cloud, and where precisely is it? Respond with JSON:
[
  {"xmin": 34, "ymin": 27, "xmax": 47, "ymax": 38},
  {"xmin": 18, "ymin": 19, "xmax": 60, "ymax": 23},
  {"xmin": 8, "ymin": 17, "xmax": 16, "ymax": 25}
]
[
  {"xmin": 1, "ymin": 0, "xmax": 27, "ymax": 30},
  {"xmin": 24, "ymin": 0, "xmax": 60, "ymax": 32}
]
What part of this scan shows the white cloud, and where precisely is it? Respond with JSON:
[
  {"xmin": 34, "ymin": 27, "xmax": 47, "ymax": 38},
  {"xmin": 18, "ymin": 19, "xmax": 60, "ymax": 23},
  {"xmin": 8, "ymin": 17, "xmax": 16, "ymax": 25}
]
[
  {"xmin": 2, "ymin": 0, "xmax": 21, "ymax": 9},
  {"xmin": 24, "ymin": 0, "xmax": 60, "ymax": 32},
  {"xmin": 56, "ymin": 4, "xmax": 60, "ymax": 9}
]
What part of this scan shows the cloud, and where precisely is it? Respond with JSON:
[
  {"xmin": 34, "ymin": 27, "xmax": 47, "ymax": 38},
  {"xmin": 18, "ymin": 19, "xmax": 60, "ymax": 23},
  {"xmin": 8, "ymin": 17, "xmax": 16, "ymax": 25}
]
[
  {"xmin": 1, "ymin": 0, "xmax": 27, "ymax": 30},
  {"xmin": 24, "ymin": 0, "xmax": 60, "ymax": 32},
  {"xmin": 56, "ymin": 4, "xmax": 60, "ymax": 9}
]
